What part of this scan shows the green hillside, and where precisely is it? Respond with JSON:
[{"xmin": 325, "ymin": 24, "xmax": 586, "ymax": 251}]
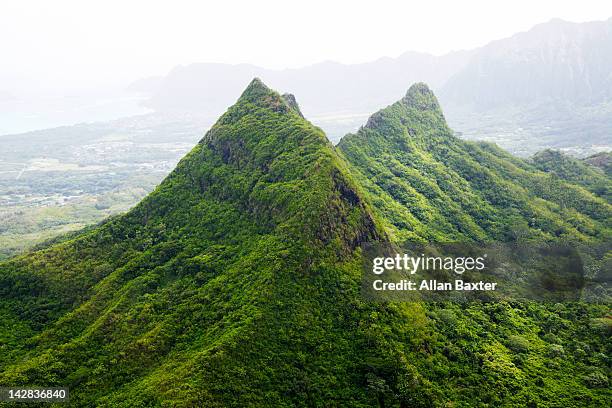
[
  {"xmin": 338, "ymin": 83, "xmax": 611, "ymax": 243},
  {"xmin": 1, "ymin": 80, "xmax": 610, "ymax": 407},
  {"xmin": 336, "ymin": 84, "xmax": 612, "ymax": 406},
  {"xmin": 531, "ymin": 149, "xmax": 611, "ymax": 201},
  {"xmin": 0, "ymin": 79, "xmax": 393, "ymax": 406}
]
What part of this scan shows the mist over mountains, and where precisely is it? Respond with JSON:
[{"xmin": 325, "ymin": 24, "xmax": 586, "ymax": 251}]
[
  {"xmin": 134, "ymin": 18, "xmax": 612, "ymax": 156},
  {"xmin": 2, "ymin": 17, "xmax": 610, "ymax": 262},
  {"xmin": 135, "ymin": 51, "xmax": 472, "ymax": 119},
  {"xmin": 440, "ymin": 17, "xmax": 612, "ymax": 156},
  {"xmin": 442, "ymin": 18, "xmax": 612, "ymax": 107}
]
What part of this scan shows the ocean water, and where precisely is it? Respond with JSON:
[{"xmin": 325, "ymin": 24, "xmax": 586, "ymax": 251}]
[{"xmin": 0, "ymin": 92, "xmax": 153, "ymax": 136}]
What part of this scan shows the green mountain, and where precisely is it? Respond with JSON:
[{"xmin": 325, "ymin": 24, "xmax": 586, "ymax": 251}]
[
  {"xmin": 531, "ymin": 149, "xmax": 611, "ymax": 201},
  {"xmin": 338, "ymin": 83, "xmax": 611, "ymax": 243},
  {"xmin": 0, "ymin": 79, "xmax": 392, "ymax": 406},
  {"xmin": 1, "ymin": 80, "xmax": 610, "ymax": 407}
]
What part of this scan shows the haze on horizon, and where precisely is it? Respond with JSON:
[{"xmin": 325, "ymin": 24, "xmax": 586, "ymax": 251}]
[{"xmin": 2, "ymin": 0, "xmax": 612, "ymax": 95}]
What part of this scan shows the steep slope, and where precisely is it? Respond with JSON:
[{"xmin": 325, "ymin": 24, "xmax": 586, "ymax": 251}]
[
  {"xmin": 1, "ymin": 80, "xmax": 610, "ymax": 407},
  {"xmin": 337, "ymin": 83, "xmax": 612, "ymax": 407},
  {"xmin": 1, "ymin": 79, "xmax": 426, "ymax": 407},
  {"xmin": 338, "ymin": 83, "xmax": 611, "ymax": 243},
  {"xmin": 532, "ymin": 149, "xmax": 611, "ymax": 201}
]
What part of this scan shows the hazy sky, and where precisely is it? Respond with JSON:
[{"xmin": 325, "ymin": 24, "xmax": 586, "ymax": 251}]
[{"xmin": 2, "ymin": 0, "xmax": 612, "ymax": 93}]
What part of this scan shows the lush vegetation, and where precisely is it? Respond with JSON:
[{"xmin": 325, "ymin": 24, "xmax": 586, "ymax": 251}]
[
  {"xmin": 0, "ymin": 80, "xmax": 610, "ymax": 406},
  {"xmin": 337, "ymin": 83, "xmax": 611, "ymax": 406},
  {"xmin": 338, "ymin": 83, "xmax": 611, "ymax": 244},
  {"xmin": 531, "ymin": 149, "xmax": 611, "ymax": 201}
]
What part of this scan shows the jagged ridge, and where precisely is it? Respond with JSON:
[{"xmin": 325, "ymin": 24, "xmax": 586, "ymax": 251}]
[
  {"xmin": 0, "ymin": 79, "xmax": 390, "ymax": 406},
  {"xmin": 0, "ymin": 80, "xmax": 610, "ymax": 407},
  {"xmin": 339, "ymin": 83, "xmax": 611, "ymax": 243}
]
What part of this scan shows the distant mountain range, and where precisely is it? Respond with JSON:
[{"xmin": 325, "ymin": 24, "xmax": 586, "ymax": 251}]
[
  {"xmin": 132, "ymin": 18, "xmax": 612, "ymax": 156},
  {"xmin": 129, "ymin": 51, "xmax": 472, "ymax": 130},
  {"xmin": 441, "ymin": 18, "xmax": 612, "ymax": 108},
  {"xmin": 440, "ymin": 18, "xmax": 612, "ymax": 157}
]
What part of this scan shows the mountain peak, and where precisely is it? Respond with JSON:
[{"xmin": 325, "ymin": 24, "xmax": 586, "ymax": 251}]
[
  {"xmin": 235, "ymin": 78, "xmax": 301, "ymax": 116},
  {"xmin": 402, "ymin": 82, "xmax": 441, "ymax": 111},
  {"xmin": 239, "ymin": 77, "xmax": 275, "ymax": 101},
  {"xmin": 359, "ymin": 82, "xmax": 445, "ymax": 132}
]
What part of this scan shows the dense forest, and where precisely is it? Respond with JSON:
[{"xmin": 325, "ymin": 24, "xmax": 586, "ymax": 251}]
[{"xmin": 0, "ymin": 79, "xmax": 610, "ymax": 406}]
